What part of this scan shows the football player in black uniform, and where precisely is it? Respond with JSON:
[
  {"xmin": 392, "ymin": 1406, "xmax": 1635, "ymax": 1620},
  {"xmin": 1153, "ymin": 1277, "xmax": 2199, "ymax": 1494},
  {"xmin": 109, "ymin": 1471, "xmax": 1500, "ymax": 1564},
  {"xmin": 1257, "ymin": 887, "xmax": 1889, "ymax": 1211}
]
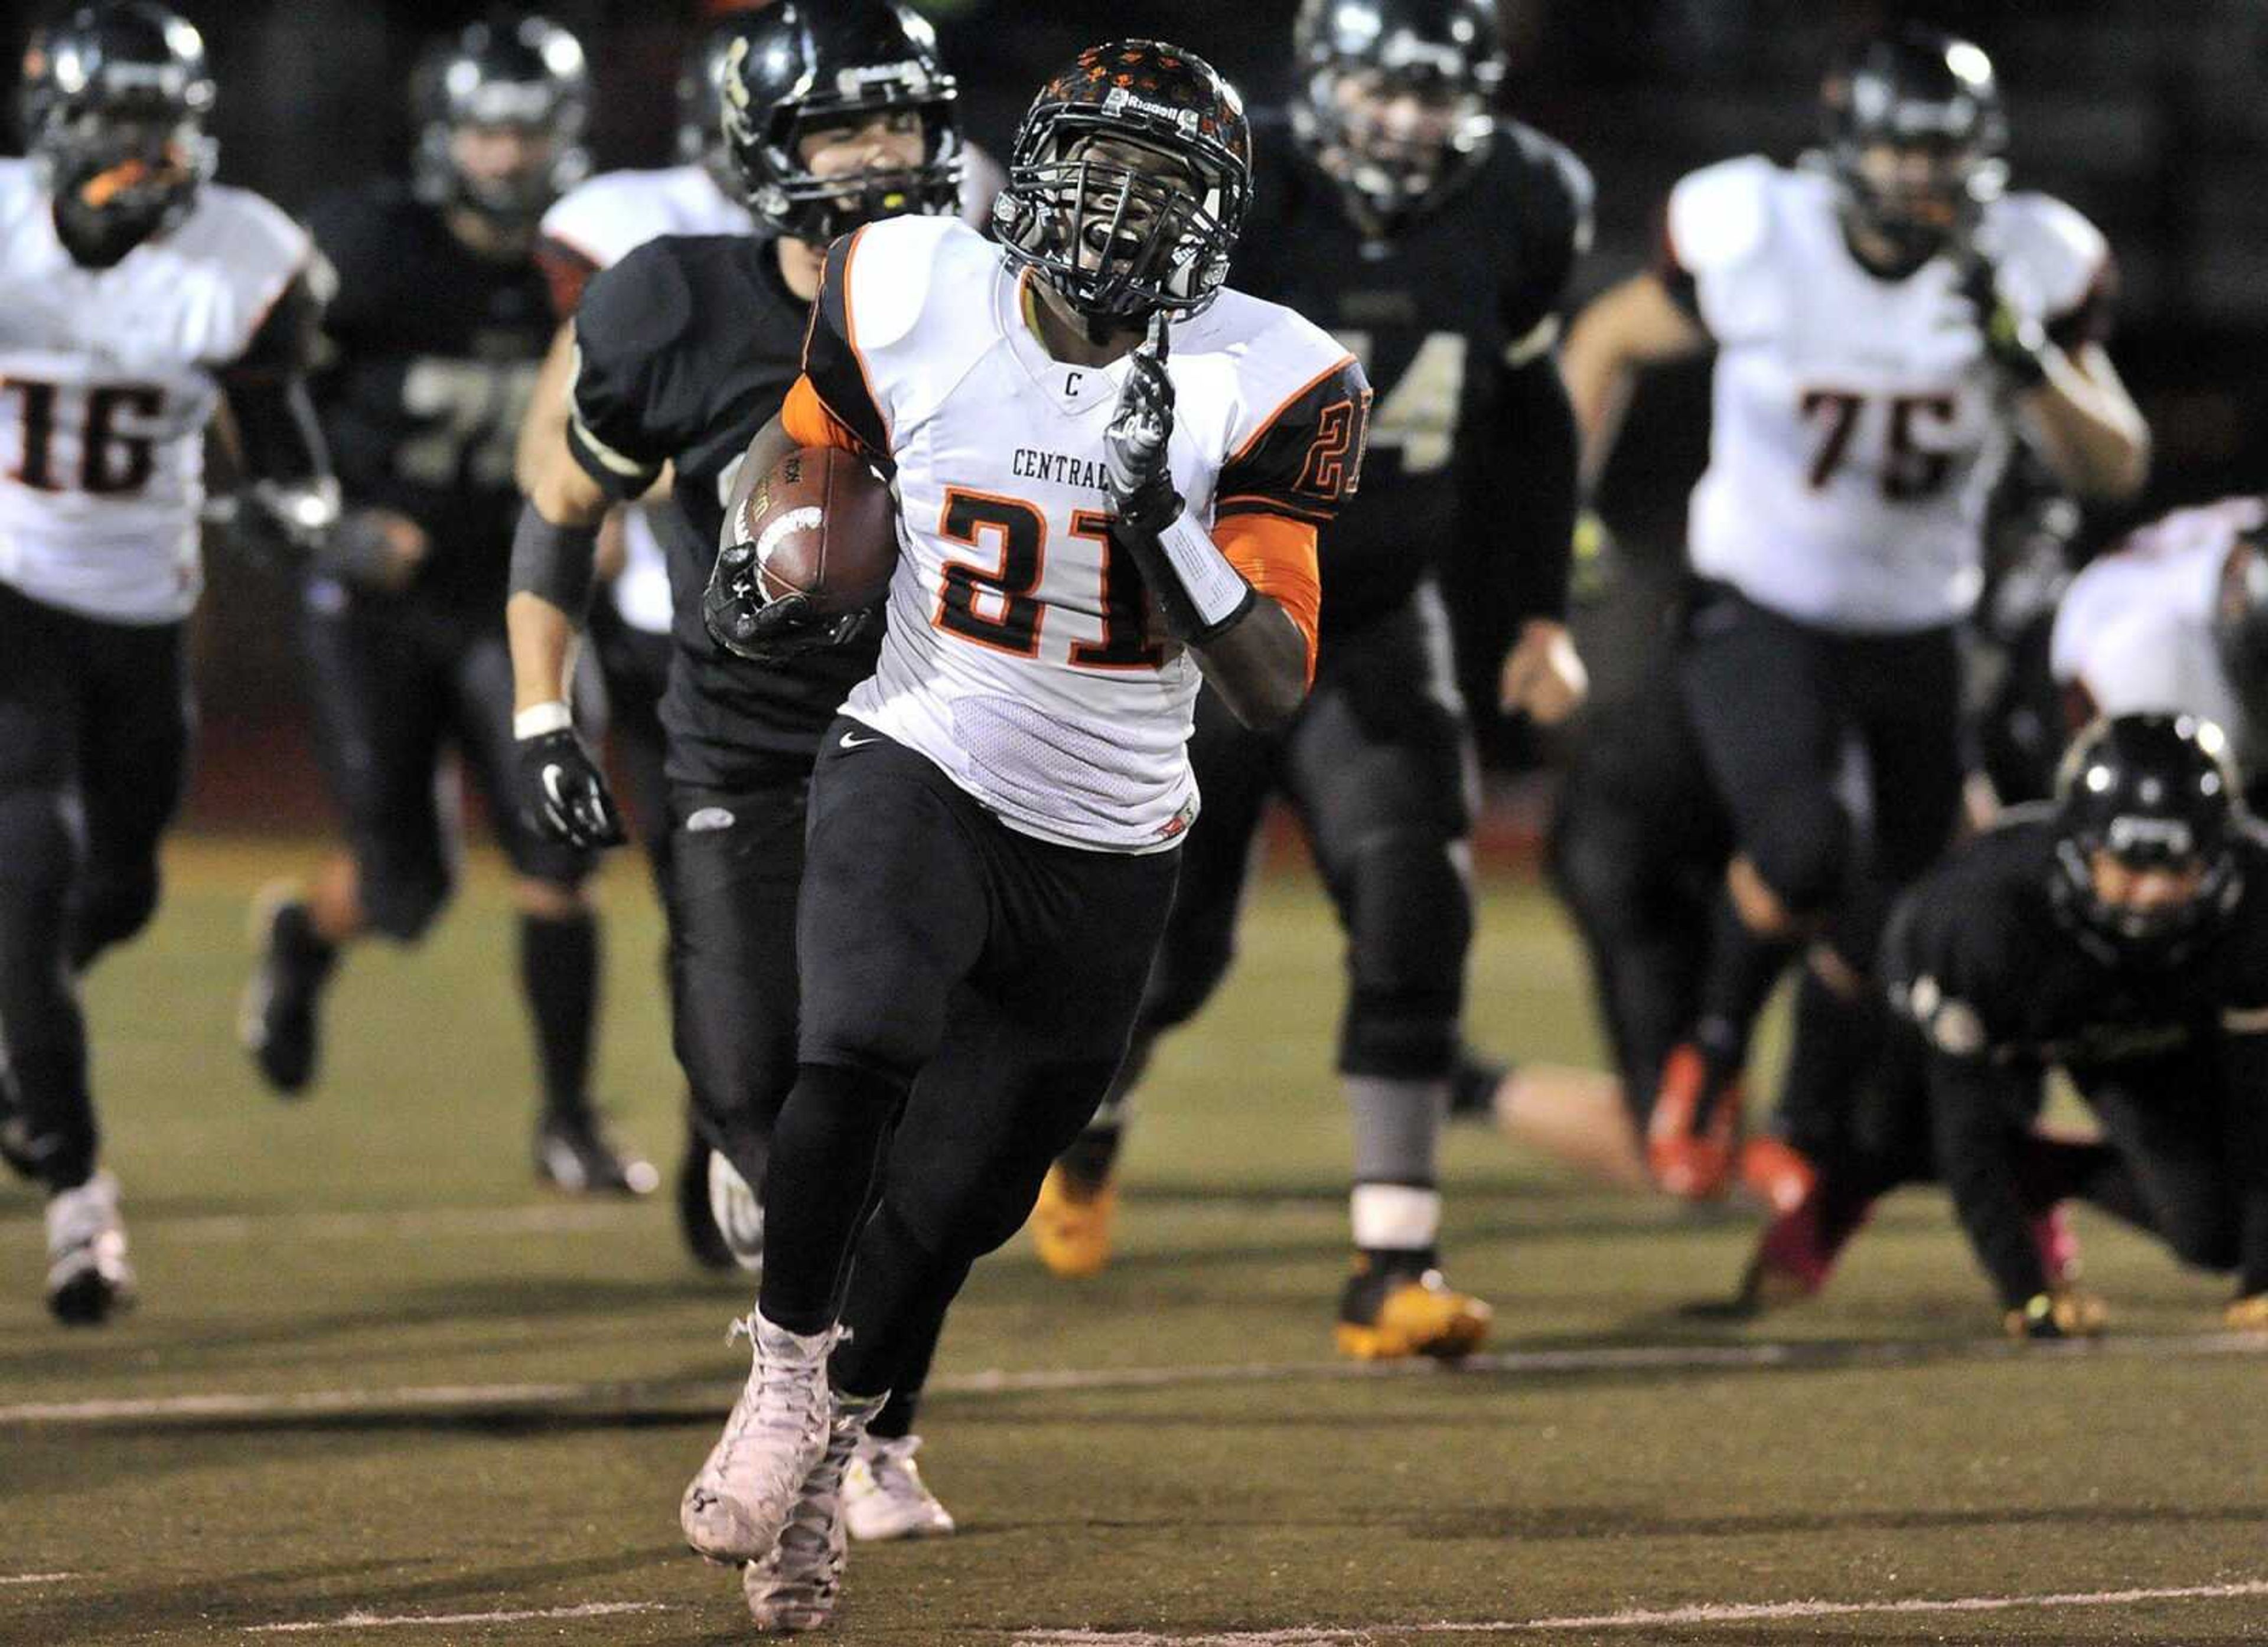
[
  {"xmin": 234, "ymin": 16, "xmax": 655, "ymax": 1193},
  {"xmin": 507, "ymin": 0, "xmax": 966, "ymax": 1549},
  {"xmin": 1737, "ymin": 714, "xmax": 2268, "ymax": 1339},
  {"xmin": 0, "ymin": 2, "xmax": 340, "ymax": 1322},
  {"xmin": 1029, "ymin": 0, "xmax": 1592, "ymax": 1361}
]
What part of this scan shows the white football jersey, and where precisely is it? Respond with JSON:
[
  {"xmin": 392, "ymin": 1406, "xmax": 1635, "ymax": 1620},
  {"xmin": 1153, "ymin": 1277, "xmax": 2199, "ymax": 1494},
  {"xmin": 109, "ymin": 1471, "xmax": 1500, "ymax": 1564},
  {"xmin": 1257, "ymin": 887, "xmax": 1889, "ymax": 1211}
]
[
  {"xmin": 2051, "ymin": 497, "xmax": 2264, "ymax": 748},
  {"xmin": 790, "ymin": 216, "xmax": 1365, "ymax": 853},
  {"xmin": 1669, "ymin": 156, "xmax": 2109, "ymax": 634},
  {"xmin": 0, "ymin": 159, "xmax": 309, "ymax": 624},
  {"xmin": 543, "ymin": 165, "xmax": 755, "ymax": 637}
]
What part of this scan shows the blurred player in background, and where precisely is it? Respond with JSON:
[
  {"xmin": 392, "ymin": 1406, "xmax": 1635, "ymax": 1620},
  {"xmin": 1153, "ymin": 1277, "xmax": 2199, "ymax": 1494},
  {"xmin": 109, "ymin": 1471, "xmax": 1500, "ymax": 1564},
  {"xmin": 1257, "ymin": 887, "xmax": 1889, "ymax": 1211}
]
[
  {"xmin": 1031, "ymin": 0, "xmax": 1591, "ymax": 1362},
  {"xmin": 1739, "ymin": 714, "xmax": 2268, "ymax": 1341},
  {"xmin": 235, "ymin": 16, "xmax": 659, "ymax": 1196},
  {"xmin": 0, "ymin": 2, "xmax": 335, "ymax": 1321},
  {"xmin": 1563, "ymin": 24, "xmax": 2149, "ymax": 1206},
  {"xmin": 2053, "ymin": 496, "xmax": 2268, "ymax": 797},
  {"xmin": 679, "ymin": 40, "xmax": 1363, "ymax": 1626},
  {"xmin": 509, "ymin": 0, "xmax": 971, "ymax": 1548},
  {"xmin": 526, "ymin": 15, "xmax": 760, "ymax": 1270}
]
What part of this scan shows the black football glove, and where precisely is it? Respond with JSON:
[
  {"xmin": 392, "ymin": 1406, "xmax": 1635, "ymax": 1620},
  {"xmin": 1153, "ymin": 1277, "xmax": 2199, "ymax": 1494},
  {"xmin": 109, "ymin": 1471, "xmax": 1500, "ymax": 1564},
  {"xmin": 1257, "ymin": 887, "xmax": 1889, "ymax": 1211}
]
[
  {"xmin": 703, "ymin": 538, "xmax": 878, "ymax": 665},
  {"xmin": 516, "ymin": 727, "xmax": 625, "ymax": 850},
  {"xmin": 1103, "ymin": 312, "xmax": 1183, "ymax": 532},
  {"xmin": 1959, "ymin": 257, "xmax": 2051, "ymax": 390}
]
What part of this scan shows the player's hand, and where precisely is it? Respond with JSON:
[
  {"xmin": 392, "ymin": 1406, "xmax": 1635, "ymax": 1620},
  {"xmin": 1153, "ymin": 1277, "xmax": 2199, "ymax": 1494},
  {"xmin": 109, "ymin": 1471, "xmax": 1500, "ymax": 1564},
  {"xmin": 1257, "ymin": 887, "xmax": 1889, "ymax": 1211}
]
[
  {"xmin": 702, "ymin": 539, "xmax": 873, "ymax": 665},
  {"xmin": 329, "ymin": 508, "xmax": 431, "ymax": 593},
  {"xmin": 1104, "ymin": 311, "xmax": 1182, "ymax": 531},
  {"xmin": 2003, "ymin": 1285, "xmax": 2107, "ymax": 1341},
  {"xmin": 514, "ymin": 719, "xmax": 625, "ymax": 849},
  {"xmin": 2224, "ymin": 1293, "xmax": 2268, "ymax": 1332},
  {"xmin": 1498, "ymin": 618, "xmax": 1589, "ymax": 726},
  {"xmin": 1958, "ymin": 257, "xmax": 2050, "ymax": 390}
]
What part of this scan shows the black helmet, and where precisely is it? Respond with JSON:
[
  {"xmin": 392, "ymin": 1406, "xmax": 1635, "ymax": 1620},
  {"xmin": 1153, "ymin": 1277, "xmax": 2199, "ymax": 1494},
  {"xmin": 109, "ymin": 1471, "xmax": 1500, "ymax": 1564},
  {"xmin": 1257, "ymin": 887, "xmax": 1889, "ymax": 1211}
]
[
  {"xmin": 718, "ymin": 0, "xmax": 961, "ymax": 243},
  {"xmin": 993, "ymin": 40, "xmax": 1252, "ymax": 328},
  {"xmin": 410, "ymin": 14, "xmax": 590, "ymax": 234},
  {"xmin": 1820, "ymin": 24, "xmax": 2007, "ymax": 266},
  {"xmin": 2049, "ymin": 713, "xmax": 2246, "ymax": 968},
  {"xmin": 1289, "ymin": 0, "xmax": 1503, "ymax": 231},
  {"xmin": 21, "ymin": 1, "xmax": 217, "ymax": 268}
]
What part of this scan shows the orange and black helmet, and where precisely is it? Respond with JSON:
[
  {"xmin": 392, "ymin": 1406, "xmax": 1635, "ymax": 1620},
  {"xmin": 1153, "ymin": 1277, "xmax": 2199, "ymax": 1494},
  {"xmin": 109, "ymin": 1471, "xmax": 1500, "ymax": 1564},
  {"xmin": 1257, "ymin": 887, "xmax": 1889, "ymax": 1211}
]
[{"xmin": 993, "ymin": 40, "xmax": 1252, "ymax": 325}]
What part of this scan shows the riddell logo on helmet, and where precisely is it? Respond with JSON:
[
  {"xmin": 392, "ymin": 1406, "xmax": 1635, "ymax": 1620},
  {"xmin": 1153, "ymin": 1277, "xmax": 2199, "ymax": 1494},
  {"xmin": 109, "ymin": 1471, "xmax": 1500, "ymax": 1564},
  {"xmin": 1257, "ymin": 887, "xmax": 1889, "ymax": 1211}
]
[
  {"xmin": 838, "ymin": 61, "xmax": 930, "ymax": 96},
  {"xmin": 1102, "ymin": 87, "xmax": 1200, "ymax": 136}
]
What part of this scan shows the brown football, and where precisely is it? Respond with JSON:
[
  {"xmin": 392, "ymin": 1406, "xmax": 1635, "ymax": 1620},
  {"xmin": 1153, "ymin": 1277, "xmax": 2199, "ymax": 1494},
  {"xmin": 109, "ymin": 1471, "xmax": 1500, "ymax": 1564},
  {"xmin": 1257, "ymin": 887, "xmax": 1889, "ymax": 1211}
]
[{"xmin": 732, "ymin": 444, "xmax": 898, "ymax": 617}]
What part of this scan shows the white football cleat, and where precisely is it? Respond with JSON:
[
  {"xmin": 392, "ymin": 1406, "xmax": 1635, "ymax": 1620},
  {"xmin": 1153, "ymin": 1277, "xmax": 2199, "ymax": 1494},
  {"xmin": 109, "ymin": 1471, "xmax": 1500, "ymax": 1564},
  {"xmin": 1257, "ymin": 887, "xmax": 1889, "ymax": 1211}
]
[
  {"xmin": 709, "ymin": 1151, "xmax": 765, "ymax": 1274},
  {"xmin": 743, "ymin": 1389, "xmax": 887, "ymax": 1632},
  {"xmin": 680, "ymin": 1314, "xmax": 835, "ymax": 1565},
  {"xmin": 843, "ymin": 1434, "xmax": 956, "ymax": 1541},
  {"xmin": 46, "ymin": 1170, "xmax": 135, "ymax": 1326}
]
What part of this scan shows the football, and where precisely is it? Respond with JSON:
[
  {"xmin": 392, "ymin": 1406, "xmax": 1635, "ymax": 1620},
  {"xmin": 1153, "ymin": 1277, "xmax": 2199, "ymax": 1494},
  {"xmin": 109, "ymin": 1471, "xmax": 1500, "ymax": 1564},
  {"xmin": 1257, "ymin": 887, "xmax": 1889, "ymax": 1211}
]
[{"xmin": 732, "ymin": 444, "xmax": 898, "ymax": 617}]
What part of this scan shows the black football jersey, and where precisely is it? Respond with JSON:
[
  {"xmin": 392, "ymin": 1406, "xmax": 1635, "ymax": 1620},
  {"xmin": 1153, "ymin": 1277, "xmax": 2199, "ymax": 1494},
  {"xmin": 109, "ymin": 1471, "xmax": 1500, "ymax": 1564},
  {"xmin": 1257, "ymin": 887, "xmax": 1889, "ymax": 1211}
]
[
  {"xmin": 1883, "ymin": 811, "xmax": 2268, "ymax": 1077},
  {"xmin": 309, "ymin": 184, "xmax": 553, "ymax": 616},
  {"xmin": 1233, "ymin": 113, "xmax": 1592, "ymax": 640},
  {"xmin": 565, "ymin": 233, "xmax": 872, "ymax": 781}
]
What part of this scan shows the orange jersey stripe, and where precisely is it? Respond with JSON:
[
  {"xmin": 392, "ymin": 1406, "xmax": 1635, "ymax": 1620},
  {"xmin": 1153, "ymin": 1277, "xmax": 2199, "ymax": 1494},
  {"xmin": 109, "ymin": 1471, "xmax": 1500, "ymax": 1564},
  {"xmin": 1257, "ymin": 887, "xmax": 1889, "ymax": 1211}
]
[
  {"xmin": 1216, "ymin": 510, "xmax": 1320, "ymax": 681},
  {"xmin": 781, "ymin": 374, "xmax": 862, "ymax": 454}
]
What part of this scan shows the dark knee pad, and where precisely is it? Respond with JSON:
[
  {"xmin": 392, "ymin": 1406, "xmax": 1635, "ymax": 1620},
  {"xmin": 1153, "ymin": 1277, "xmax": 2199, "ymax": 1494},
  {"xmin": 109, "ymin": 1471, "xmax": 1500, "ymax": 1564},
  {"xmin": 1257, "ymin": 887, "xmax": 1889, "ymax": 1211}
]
[
  {"xmin": 1338, "ymin": 829, "xmax": 1471, "ymax": 1077},
  {"xmin": 1742, "ymin": 787, "xmax": 1851, "ymax": 917},
  {"xmin": 358, "ymin": 865, "xmax": 451, "ymax": 943}
]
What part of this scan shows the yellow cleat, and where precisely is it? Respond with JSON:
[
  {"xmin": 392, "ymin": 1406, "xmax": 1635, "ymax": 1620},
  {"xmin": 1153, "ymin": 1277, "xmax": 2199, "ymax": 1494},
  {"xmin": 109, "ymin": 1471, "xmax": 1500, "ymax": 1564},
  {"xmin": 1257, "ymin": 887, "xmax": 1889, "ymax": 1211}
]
[
  {"xmin": 1334, "ymin": 1257, "xmax": 1493, "ymax": 1361},
  {"xmin": 1029, "ymin": 1164, "xmax": 1116, "ymax": 1279}
]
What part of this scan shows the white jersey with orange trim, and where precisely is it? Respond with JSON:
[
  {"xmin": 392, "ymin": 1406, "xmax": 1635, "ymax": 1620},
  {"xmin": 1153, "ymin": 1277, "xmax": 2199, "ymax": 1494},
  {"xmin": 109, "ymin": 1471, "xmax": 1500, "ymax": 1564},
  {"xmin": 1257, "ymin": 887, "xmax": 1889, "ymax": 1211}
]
[
  {"xmin": 788, "ymin": 214, "xmax": 1368, "ymax": 853},
  {"xmin": 2051, "ymin": 496, "xmax": 2264, "ymax": 741},
  {"xmin": 1667, "ymin": 156, "xmax": 2111, "ymax": 634},
  {"xmin": 0, "ymin": 159, "xmax": 309, "ymax": 625},
  {"xmin": 541, "ymin": 165, "xmax": 755, "ymax": 637}
]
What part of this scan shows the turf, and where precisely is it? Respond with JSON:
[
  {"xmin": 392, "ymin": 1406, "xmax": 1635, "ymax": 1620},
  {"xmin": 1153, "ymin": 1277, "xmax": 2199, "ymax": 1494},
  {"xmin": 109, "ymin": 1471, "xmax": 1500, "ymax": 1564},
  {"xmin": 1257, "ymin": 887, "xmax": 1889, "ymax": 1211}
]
[{"xmin": 2, "ymin": 837, "xmax": 2262, "ymax": 1646}]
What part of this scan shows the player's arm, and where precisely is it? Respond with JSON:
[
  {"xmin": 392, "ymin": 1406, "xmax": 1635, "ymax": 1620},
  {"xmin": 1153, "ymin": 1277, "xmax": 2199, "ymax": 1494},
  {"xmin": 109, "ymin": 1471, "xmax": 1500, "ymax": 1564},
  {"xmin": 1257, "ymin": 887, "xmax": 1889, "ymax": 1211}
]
[
  {"xmin": 1922, "ymin": 1045, "xmax": 2071, "ymax": 1330},
  {"xmin": 1965, "ymin": 250, "xmax": 2148, "ymax": 502},
  {"xmin": 1482, "ymin": 151, "xmax": 1594, "ymax": 725},
  {"xmin": 1560, "ymin": 268, "xmax": 1707, "ymax": 491}
]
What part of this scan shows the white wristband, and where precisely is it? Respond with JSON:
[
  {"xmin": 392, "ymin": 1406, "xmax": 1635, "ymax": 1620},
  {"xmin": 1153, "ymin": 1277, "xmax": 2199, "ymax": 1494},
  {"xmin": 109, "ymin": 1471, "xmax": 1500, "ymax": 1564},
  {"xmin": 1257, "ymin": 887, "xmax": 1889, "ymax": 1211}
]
[
  {"xmin": 1156, "ymin": 513, "xmax": 1253, "ymax": 630},
  {"xmin": 513, "ymin": 701, "xmax": 574, "ymax": 741}
]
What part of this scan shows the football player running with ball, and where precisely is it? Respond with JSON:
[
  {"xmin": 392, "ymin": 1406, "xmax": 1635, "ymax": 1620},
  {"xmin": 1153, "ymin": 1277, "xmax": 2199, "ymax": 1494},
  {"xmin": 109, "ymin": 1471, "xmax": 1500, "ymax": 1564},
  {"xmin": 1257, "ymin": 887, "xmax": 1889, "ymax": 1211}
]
[
  {"xmin": 1033, "ymin": 0, "xmax": 1593, "ymax": 1362},
  {"xmin": 677, "ymin": 41, "xmax": 1366, "ymax": 1630},
  {"xmin": 508, "ymin": 1, "xmax": 970, "ymax": 1549},
  {"xmin": 1564, "ymin": 24, "xmax": 2149, "ymax": 1204},
  {"xmin": 0, "ymin": 3, "xmax": 338, "ymax": 1322}
]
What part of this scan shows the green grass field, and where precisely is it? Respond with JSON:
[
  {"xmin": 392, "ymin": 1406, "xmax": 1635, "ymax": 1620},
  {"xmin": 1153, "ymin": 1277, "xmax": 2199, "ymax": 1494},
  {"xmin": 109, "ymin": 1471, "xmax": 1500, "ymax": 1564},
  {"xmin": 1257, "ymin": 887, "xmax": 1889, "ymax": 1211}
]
[{"xmin": 4, "ymin": 837, "xmax": 2265, "ymax": 1646}]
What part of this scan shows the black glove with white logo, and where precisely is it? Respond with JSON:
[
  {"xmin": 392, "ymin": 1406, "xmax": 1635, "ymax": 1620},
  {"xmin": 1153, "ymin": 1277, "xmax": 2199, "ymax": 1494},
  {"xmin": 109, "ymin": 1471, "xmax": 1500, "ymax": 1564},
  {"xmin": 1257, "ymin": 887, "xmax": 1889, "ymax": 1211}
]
[
  {"xmin": 1103, "ymin": 313, "xmax": 1184, "ymax": 533},
  {"xmin": 514, "ymin": 710, "xmax": 625, "ymax": 849},
  {"xmin": 702, "ymin": 539, "xmax": 876, "ymax": 665}
]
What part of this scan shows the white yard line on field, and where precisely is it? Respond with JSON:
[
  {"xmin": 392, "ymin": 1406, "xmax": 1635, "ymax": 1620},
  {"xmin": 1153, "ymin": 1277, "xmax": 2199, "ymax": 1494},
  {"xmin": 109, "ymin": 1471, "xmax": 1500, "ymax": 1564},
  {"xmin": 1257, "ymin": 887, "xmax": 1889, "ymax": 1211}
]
[
  {"xmin": 1012, "ymin": 1578, "xmax": 2268, "ymax": 1643},
  {"xmin": 5, "ymin": 1331, "xmax": 2267, "ymax": 1427},
  {"xmin": 245, "ymin": 1600, "xmax": 667, "ymax": 1633},
  {"xmin": 0, "ymin": 1573, "xmax": 76, "ymax": 1586}
]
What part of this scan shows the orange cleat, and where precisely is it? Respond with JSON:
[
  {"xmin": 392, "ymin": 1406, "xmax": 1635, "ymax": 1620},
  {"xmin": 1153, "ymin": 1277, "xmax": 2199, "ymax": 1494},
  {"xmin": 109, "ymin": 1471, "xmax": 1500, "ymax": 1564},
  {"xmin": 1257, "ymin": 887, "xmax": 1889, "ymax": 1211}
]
[
  {"xmin": 1739, "ymin": 1134, "xmax": 1817, "ymax": 1214},
  {"xmin": 1646, "ymin": 1043, "xmax": 1738, "ymax": 1201},
  {"xmin": 1029, "ymin": 1163, "xmax": 1116, "ymax": 1279}
]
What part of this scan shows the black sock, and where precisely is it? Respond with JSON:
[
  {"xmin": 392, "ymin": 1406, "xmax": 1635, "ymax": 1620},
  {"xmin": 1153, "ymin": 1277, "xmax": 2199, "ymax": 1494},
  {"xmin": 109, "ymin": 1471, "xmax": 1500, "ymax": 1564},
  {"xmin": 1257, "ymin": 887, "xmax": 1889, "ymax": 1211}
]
[
  {"xmin": 1695, "ymin": 886, "xmax": 1797, "ymax": 1082},
  {"xmin": 520, "ymin": 909, "xmax": 597, "ymax": 1118},
  {"xmin": 1774, "ymin": 969, "xmax": 1885, "ymax": 1165},
  {"xmin": 849, "ymin": 1202, "xmax": 960, "ymax": 1438},
  {"xmin": 759, "ymin": 1062, "xmax": 908, "ymax": 1335}
]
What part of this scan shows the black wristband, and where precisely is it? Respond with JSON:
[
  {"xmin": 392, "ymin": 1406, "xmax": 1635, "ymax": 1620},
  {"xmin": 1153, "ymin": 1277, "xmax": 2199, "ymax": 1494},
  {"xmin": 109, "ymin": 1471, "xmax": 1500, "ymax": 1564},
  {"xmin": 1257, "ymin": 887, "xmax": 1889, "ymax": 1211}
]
[{"xmin": 509, "ymin": 500, "xmax": 599, "ymax": 618}]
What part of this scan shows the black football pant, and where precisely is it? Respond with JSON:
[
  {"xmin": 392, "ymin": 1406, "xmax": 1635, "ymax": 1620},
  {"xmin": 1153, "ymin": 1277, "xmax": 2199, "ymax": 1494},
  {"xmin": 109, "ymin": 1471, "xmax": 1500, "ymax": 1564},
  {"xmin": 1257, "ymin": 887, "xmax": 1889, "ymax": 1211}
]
[
  {"xmin": 1546, "ymin": 669, "xmax": 1730, "ymax": 1124},
  {"xmin": 1132, "ymin": 588, "xmax": 1475, "ymax": 1083},
  {"xmin": 0, "ymin": 582, "xmax": 190, "ymax": 1192},
  {"xmin": 761, "ymin": 725, "xmax": 1175, "ymax": 1400},
  {"xmin": 299, "ymin": 584, "xmax": 592, "ymax": 940}
]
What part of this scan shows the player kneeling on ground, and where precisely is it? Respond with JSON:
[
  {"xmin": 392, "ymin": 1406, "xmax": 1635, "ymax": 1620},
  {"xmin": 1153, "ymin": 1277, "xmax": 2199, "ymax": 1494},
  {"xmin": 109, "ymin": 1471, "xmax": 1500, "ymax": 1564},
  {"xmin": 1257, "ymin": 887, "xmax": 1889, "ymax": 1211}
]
[{"xmin": 1739, "ymin": 713, "xmax": 2268, "ymax": 1339}]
